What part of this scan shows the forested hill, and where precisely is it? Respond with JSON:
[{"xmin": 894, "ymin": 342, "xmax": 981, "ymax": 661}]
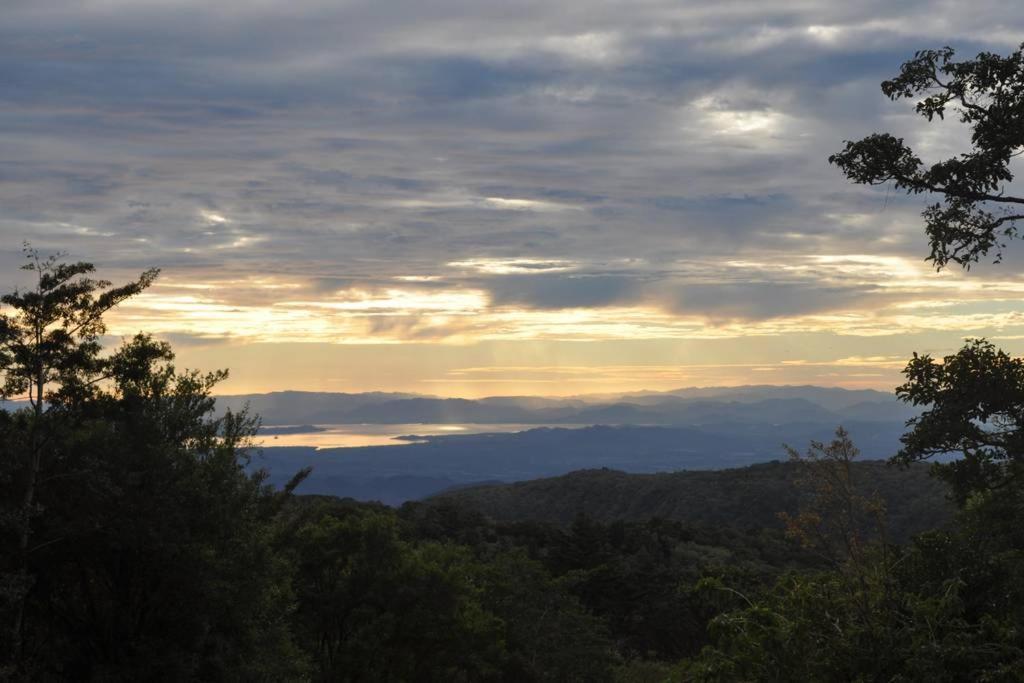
[{"xmin": 430, "ymin": 460, "xmax": 953, "ymax": 542}]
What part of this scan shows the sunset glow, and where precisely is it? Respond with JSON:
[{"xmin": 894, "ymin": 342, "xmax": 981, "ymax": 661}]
[{"xmin": 4, "ymin": 0, "xmax": 1024, "ymax": 396}]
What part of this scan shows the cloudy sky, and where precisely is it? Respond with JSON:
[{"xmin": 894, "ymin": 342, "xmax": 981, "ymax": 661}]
[{"xmin": 4, "ymin": 0, "xmax": 1024, "ymax": 395}]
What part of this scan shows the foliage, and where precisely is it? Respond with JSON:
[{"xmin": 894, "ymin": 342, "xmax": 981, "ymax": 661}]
[
  {"xmin": 829, "ymin": 44, "xmax": 1024, "ymax": 268},
  {"xmin": 432, "ymin": 460, "xmax": 951, "ymax": 543},
  {"xmin": 689, "ymin": 429, "xmax": 1024, "ymax": 681},
  {"xmin": 0, "ymin": 249, "xmax": 307, "ymax": 680},
  {"xmin": 779, "ymin": 428, "xmax": 888, "ymax": 569},
  {"xmin": 0, "ymin": 248, "xmax": 159, "ymax": 670},
  {"xmin": 896, "ymin": 338, "xmax": 1024, "ymax": 503},
  {"xmin": 284, "ymin": 502, "xmax": 506, "ymax": 682},
  {"xmin": 689, "ymin": 510, "xmax": 1024, "ymax": 680},
  {"xmin": 401, "ymin": 499, "xmax": 807, "ymax": 666},
  {"xmin": 477, "ymin": 549, "xmax": 617, "ymax": 681},
  {"xmin": 690, "ymin": 564, "xmax": 1020, "ymax": 681},
  {"xmin": 818, "ymin": 41, "xmax": 1024, "ymax": 679}
]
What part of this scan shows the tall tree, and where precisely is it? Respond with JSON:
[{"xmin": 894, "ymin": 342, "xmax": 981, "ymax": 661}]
[
  {"xmin": 0, "ymin": 246, "xmax": 157, "ymax": 670},
  {"xmin": 807, "ymin": 46, "xmax": 1024, "ymax": 678},
  {"xmin": 829, "ymin": 44, "xmax": 1024, "ymax": 269},
  {"xmin": 895, "ymin": 339, "xmax": 1024, "ymax": 503},
  {"xmin": 830, "ymin": 44, "xmax": 1024, "ymax": 506},
  {"xmin": 0, "ymin": 249, "xmax": 307, "ymax": 680},
  {"xmin": 285, "ymin": 503, "xmax": 506, "ymax": 682},
  {"xmin": 779, "ymin": 428, "xmax": 888, "ymax": 572}
]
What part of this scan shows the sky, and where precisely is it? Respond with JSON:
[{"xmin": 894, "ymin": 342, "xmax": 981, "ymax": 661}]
[{"xmin": 3, "ymin": 0, "xmax": 1024, "ymax": 396}]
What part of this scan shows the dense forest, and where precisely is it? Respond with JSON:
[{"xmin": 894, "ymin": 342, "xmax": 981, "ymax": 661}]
[
  {"xmin": 432, "ymin": 460, "xmax": 952, "ymax": 542},
  {"xmin": 5, "ymin": 43, "xmax": 1024, "ymax": 680}
]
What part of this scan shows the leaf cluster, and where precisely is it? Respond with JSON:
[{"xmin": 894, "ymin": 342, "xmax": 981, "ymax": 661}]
[
  {"xmin": 829, "ymin": 44, "xmax": 1024, "ymax": 268},
  {"xmin": 896, "ymin": 339, "xmax": 1024, "ymax": 503}
]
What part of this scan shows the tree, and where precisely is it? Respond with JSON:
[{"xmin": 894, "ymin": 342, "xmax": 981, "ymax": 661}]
[
  {"xmin": 829, "ymin": 44, "xmax": 1024, "ymax": 269},
  {"xmin": 689, "ymin": 556, "xmax": 1024, "ymax": 682},
  {"xmin": 688, "ymin": 430, "xmax": 1024, "ymax": 680},
  {"xmin": 0, "ymin": 246, "xmax": 157, "ymax": 670},
  {"xmin": 895, "ymin": 339, "xmax": 1024, "ymax": 503},
  {"xmin": 285, "ymin": 502, "xmax": 506, "ymax": 682},
  {"xmin": 829, "ymin": 45, "xmax": 1024, "ymax": 508},
  {"xmin": 478, "ymin": 549, "xmax": 616, "ymax": 682},
  {"xmin": 26, "ymin": 334, "xmax": 307, "ymax": 680},
  {"xmin": 0, "ymin": 249, "xmax": 308, "ymax": 680},
  {"xmin": 779, "ymin": 428, "xmax": 888, "ymax": 571}
]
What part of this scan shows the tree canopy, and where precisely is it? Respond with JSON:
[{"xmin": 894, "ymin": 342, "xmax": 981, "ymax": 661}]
[
  {"xmin": 830, "ymin": 44, "xmax": 1024, "ymax": 269},
  {"xmin": 896, "ymin": 339, "xmax": 1024, "ymax": 502},
  {"xmin": 831, "ymin": 44, "xmax": 1024, "ymax": 510},
  {"xmin": 0, "ymin": 248, "xmax": 307, "ymax": 680}
]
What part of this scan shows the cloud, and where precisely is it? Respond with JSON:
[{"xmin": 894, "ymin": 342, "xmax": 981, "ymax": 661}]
[
  {"xmin": 486, "ymin": 273, "xmax": 643, "ymax": 309},
  {"xmin": 3, "ymin": 0, "xmax": 1024, "ymax": 366},
  {"xmin": 448, "ymin": 258, "xmax": 576, "ymax": 274},
  {"xmin": 658, "ymin": 282, "xmax": 880, "ymax": 320}
]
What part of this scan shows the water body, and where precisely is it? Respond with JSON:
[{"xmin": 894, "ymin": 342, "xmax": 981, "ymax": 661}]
[{"xmin": 256, "ymin": 423, "xmax": 582, "ymax": 449}]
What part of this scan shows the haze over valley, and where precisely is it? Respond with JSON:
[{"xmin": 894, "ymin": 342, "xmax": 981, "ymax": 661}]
[{"xmin": 233, "ymin": 384, "xmax": 921, "ymax": 503}]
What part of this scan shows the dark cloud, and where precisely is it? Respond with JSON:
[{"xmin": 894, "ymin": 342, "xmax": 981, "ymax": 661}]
[
  {"xmin": 658, "ymin": 282, "xmax": 883, "ymax": 321},
  {"xmin": 1, "ymin": 0, "xmax": 1022, "ymax": 325},
  {"xmin": 478, "ymin": 268, "xmax": 887, "ymax": 321},
  {"xmin": 486, "ymin": 273, "xmax": 644, "ymax": 309},
  {"xmin": 150, "ymin": 333, "xmax": 236, "ymax": 349}
]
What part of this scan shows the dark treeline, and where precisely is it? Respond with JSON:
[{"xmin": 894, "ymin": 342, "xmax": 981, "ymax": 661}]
[
  {"xmin": 279, "ymin": 495, "xmax": 813, "ymax": 681},
  {"xmin": 432, "ymin": 459, "xmax": 952, "ymax": 543}
]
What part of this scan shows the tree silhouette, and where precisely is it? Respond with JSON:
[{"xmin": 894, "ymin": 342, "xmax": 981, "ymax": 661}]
[
  {"xmin": 0, "ymin": 248, "xmax": 308, "ymax": 679},
  {"xmin": 0, "ymin": 245, "xmax": 157, "ymax": 668},
  {"xmin": 830, "ymin": 44, "xmax": 1024, "ymax": 269}
]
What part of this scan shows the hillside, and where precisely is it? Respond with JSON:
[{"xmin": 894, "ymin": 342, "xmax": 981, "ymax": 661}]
[{"xmin": 430, "ymin": 460, "xmax": 953, "ymax": 542}]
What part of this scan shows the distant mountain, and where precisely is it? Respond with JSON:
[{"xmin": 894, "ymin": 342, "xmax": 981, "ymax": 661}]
[
  {"xmin": 429, "ymin": 462, "xmax": 953, "ymax": 542},
  {"xmin": 614, "ymin": 385, "xmax": 897, "ymax": 411},
  {"xmin": 5, "ymin": 386, "xmax": 912, "ymax": 428},
  {"xmin": 215, "ymin": 391, "xmax": 421, "ymax": 424},
  {"xmin": 226, "ymin": 386, "xmax": 926, "ymax": 508},
  {"xmin": 841, "ymin": 400, "xmax": 920, "ymax": 423},
  {"xmin": 305, "ymin": 474, "xmax": 458, "ymax": 506},
  {"xmin": 569, "ymin": 397, "xmax": 843, "ymax": 426},
  {"xmin": 341, "ymin": 397, "xmax": 557, "ymax": 424},
  {"xmin": 477, "ymin": 396, "xmax": 589, "ymax": 411},
  {"xmin": 220, "ymin": 385, "xmax": 915, "ymax": 427},
  {"xmin": 258, "ymin": 424, "xmax": 325, "ymax": 435}
]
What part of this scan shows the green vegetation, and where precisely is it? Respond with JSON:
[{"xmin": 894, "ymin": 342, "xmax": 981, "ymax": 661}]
[
  {"xmin": 2, "ymin": 247, "xmax": 1023, "ymax": 681},
  {"xmin": 0, "ymin": 249, "xmax": 308, "ymax": 680},
  {"xmin": 688, "ymin": 432, "xmax": 1024, "ymax": 680},
  {"xmin": 0, "ymin": 247, "xmax": 820, "ymax": 679},
  {"xmin": 678, "ymin": 41, "xmax": 1024, "ymax": 681}
]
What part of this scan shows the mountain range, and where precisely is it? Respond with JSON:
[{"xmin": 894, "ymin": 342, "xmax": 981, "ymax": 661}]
[
  {"xmin": 2, "ymin": 386, "xmax": 930, "ymax": 506},
  {"xmin": 255, "ymin": 420, "xmax": 912, "ymax": 505},
  {"xmin": 217, "ymin": 385, "xmax": 919, "ymax": 427}
]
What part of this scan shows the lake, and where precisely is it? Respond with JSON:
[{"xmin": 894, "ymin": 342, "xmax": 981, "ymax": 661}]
[{"xmin": 255, "ymin": 423, "xmax": 579, "ymax": 449}]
